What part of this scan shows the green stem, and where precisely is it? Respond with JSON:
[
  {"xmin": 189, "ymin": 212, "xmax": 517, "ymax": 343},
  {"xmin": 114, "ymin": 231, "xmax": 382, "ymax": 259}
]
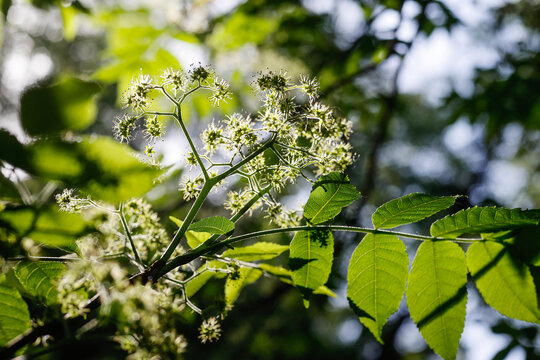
[
  {"xmin": 175, "ymin": 107, "xmax": 210, "ymax": 180},
  {"xmin": 160, "ymin": 225, "xmax": 481, "ymax": 277},
  {"xmin": 157, "ymin": 187, "xmax": 271, "ymax": 277},
  {"xmin": 213, "ymin": 137, "xmax": 276, "ymax": 183},
  {"xmin": 118, "ymin": 203, "xmax": 143, "ymax": 267},
  {"xmin": 156, "ymin": 182, "xmax": 213, "ymax": 266}
]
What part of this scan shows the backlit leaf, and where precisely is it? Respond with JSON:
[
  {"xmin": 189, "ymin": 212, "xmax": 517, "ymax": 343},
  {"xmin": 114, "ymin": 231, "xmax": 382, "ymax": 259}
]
[
  {"xmin": 222, "ymin": 242, "xmax": 288, "ymax": 261},
  {"xmin": 0, "ymin": 275, "xmax": 31, "ymax": 347},
  {"xmin": 15, "ymin": 261, "xmax": 65, "ymax": 305},
  {"xmin": 347, "ymin": 234, "xmax": 408, "ymax": 343},
  {"xmin": 29, "ymin": 136, "xmax": 162, "ymax": 202},
  {"xmin": 289, "ymin": 230, "xmax": 334, "ymax": 303},
  {"xmin": 407, "ymin": 241, "xmax": 467, "ymax": 360},
  {"xmin": 225, "ymin": 267, "xmax": 262, "ymax": 305},
  {"xmin": 21, "ymin": 77, "xmax": 100, "ymax": 136},
  {"xmin": 188, "ymin": 216, "xmax": 234, "ymax": 235},
  {"xmin": 467, "ymin": 241, "xmax": 540, "ymax": 323},
  {"xmin": 431, "ymin": 207, "xmax": 540, "ymax": 238},
  {"xmin": 170, "ymin": 216, "xmax": 211, "ymax": 249},
  {"xmin": 304, "ymin": 173, "xmax": 360, "ymax": 224},
  {"xmin": 372, "ymin": 193, "xmax": 457, "ymax": 229}
]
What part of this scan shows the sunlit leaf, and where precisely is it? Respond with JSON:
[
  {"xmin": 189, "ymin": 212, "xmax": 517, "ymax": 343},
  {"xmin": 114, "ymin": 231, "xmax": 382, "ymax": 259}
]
[
  {"xmin": 467, "ymin": 241, "xmax": 540, "ymax": 323},
  {"xmin": 0, "ymin": 205, "xmax": 87, "ymax": 251},
  {"xmin": 0, "ymin": 275, "xmax": 31, "ymax": 347},
  {"xmin": 60, "ymin": 4, "xmax": 78, "ymax": 41},
  {"xmin": 372, "ymin": 193, "xmax": 457, "ymax": 229},
  {"xmin": 29, "ymin": 136, "xmax": 162, "ymax": 202},
  {"xmin": 222, "ymin": 242, "xmax": 288, "ymax": 261},
  {"xmin": 225, "ymin": 267, "xmax": 262, "ymax": 305},
  {"xmin": 304, "ymin": 173, "xmax": 360, "ymax": 224},
  {"xmin": 15, "ymin": 261, "xmax": 65, "ymax": 305},
  {"xmin": 289, "ymin": 230, "xmax": 334, "ymax": 305},
  {"xmin": 431, "ymin": 207, "xmax": 540, "ymax": 238},
  {"xmin": 347, "ymin": 234, "xmax": 408, "ymax": 343},
  {"xmin": 188, "ymin": 216, "xmax": 234, "ymax": 235},
  {"xmin": 170, "ymin": 216, "xmax": 211, "ymax": 249},
  {"xmin": 21, "ymin": 77, "xmax": 100, "ymax": 136},
  {"xmin": 208, "ymin": 12, "xmax": 278, "ymax": 50},
  {"xmin": 407, "ymin": 241, "xmax": 467, "ymax": 360}
]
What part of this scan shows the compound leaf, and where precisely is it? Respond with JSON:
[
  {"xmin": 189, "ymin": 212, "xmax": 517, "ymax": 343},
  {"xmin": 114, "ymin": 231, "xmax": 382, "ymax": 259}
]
[
  {"xmin": 304, "ymin": 173, "xmax": 360, "ymax": 224},
  {"xmin": 467, "ymin": 241, "xmax": 540, "ymax": 323},
  {"xmin": 431, "ymin": 207, "xmax": 540, "ymax": 238},
  {"xmin": 372, "ymin": 193, "xmax": 457, "ymax": 229},
  {"xmin": 407, "ymin": 241, "xmax": 467, "ymax": 360},
  {"xmin": 347, "ymin": 234, "xmax": 408, "ymax": 343}
]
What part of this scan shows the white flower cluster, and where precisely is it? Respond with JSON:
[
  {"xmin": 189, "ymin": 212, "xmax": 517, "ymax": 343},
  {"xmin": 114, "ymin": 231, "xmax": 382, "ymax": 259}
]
[
  {"xmin": 56, "ymin": 205, "xmax": 191, "ymax": 358},
  {"xmin": 115, "ymin": 65, "xmax": 232, "ymax": 160},
  {"xmin": 194, "ymin": 70, "xmax": 354, "ymax": 226}
]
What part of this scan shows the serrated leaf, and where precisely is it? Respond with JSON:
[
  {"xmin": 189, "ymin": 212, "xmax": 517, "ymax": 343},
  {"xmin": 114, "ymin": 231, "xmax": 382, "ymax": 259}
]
[
  {"xmin": 304, "ymin": 173, "xmax": 360, "ymax": 224},
  {"xmin": 188, "ymin": 216, "xmax": 234, "ymax": 235},
  {"xmin": 467, "ymin": 241, "xmax": 540, "ymax": 323},
  {"xmin": 225, "ymin": 267, "xmax": 262, "ymax": 305},
  {"xmin": 372, "ymin": 193, "xmax": 457, "ymax": 229},
  {"xmin": 0, "ymin": 275, "xmax": 31, "ymax": 347},
  {"xmin": 289, "ymin": 230, "xmax": 334, "ymax": 300},
  {"xmin": 347, "ymin": 234, "xmax": 408, "ymax": 343},
  {"xmin": 407, "ymin": 241, "xmax": 467, "ymax": 360},
  {"xmin": 431, "ymin": 207, "xmax": 540, "ymax": 238},
  {"xmin": 14, "ymin": 261, "xmax": 65, "ymax": 305},
  {"xmin": 222, "ymin": 242, "xmax": 289, "ymax": 261},
  {"xmin": 170, "ymin": 216, "xmax": 211, "ymax": 249}
]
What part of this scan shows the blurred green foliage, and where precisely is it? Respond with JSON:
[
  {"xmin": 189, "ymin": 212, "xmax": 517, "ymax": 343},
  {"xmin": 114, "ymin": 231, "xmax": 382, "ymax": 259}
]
[{"xmin": 1, "ymin": 0, "xmax": 539, "ymax": 359}]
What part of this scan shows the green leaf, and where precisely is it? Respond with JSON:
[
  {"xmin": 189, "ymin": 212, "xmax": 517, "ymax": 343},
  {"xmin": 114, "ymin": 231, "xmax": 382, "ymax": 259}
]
[
  {"xmin": 0, "ymin": 275, "xmax": 31, "ymax": 347},
  {"xmin": 407, "ymin": 241, "xmax": 468, "ymax": 360},
  {"xmin": 208, "ymin": 12, "xmax": 278, "ymax": 50},
  {"xmin": 0, "ymin": 130, "xmax": 32, "ymax": 172},
  {"xmin": 184, "ymin": 261, "xmax": 227, "ymax": 297},
  {"xmin": 188, "ymin": 216, "xmax": 234, "ymax": 235},
  {"xmin": 60, "ymin": 4, "xmax": 78, "ymax": 41},
  {"xmin": 21, "ymin": 77, "xmax": 101, "ymax": 136},
  {"xmin": 431, "ymin": 207, "xmax": 540, "ymax": 238},
  {"xmin": 185, "ymin": 271, "xmax": 214, "ymax": 298},
  {"xmin": 222, "ymin": 242, "xmax": 289, "ymax": 261},
  {"xmin": 304, "ymin": 173, "xmax": 360, "ymax": 224},
  {"xmin": 0, "ymin": 205, "xmax": 87, "ymax": 251},
  {"xmin": 372, "ymin": 193, "xmax": 457, "ymax": 229},
  {"xmin": 0, "ymin": 173, "xmax": 20, "ymax": 201},
  {"xmin": 29, "ymin": 136, "xmax": 162, "ymax": 202},
  {"xmin": 14, "ymin": 261, "xmax": 65, "ymax": 305},
  {"xmin": 347, "ymin": 234, "xmax": 408, "ymax": 343},
  {"xmin": 225, "ymin": 267, "xmax": 262, "ymax": 305},
  {"xmin": 467, "ymin": 241, "xmax": 540, "ymax": 323},
  {"xmin": 289, "ymin": 230, "xmax": 334, "ymax": 302},
  {"xmin": 506, "ymin": 226, "xmax": 540, "ymax": 266},
  {"xmin": 170, "ymin": 216, "xmax": 211, "ymax": 249}
]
